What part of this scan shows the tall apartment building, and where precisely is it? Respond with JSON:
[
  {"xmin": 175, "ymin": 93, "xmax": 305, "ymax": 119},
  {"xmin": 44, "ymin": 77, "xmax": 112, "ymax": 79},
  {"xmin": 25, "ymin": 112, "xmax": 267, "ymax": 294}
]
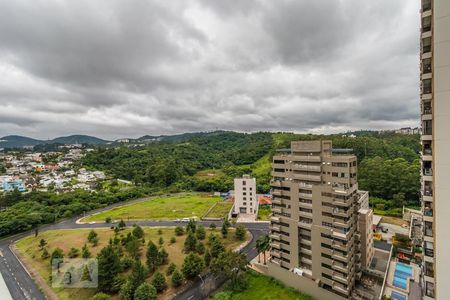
[
  {"xmin": 233, "ymin": 175, "xmax": 258, "ymax": 216},
  {"xmin": 268, "ymin": 140, "xmax": 372, "ymax": 299},
  {"xmin": 420, "ymin": 0, "xmax": 450, "ymax": 299}
]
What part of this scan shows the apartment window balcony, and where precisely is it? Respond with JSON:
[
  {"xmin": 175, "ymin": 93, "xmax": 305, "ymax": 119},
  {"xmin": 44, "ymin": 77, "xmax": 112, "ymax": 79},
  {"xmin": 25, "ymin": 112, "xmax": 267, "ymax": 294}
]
[
  {"xmin": 423, "ymin": 120, "xmax": 433, "ymax": 135},
  {"xmin": 424, "ymin": 207, "xmax": 433, "ymax": 217},
  {"xmin": 422, "ymin": 0, "xmax": 431, "ymax": 12},
  {"xmin": 422, "ymin": 58, "xmax": 432, "ymax": 74},
  {"xmin": 423, "ymin": 168, "xmax": 433, "ymax": 176},
  {"xmin": 422, "ymin": 37, "xmax": 432, "ymax": 54},
  {"xmin": 425, "ymin": 262, "xmax": 434, "ymax": 278},
  {"xmin": 425, "ymin": 221, "xmax": 433, "ymax": 237},
  {"xmin": 422, "ymin": 79, "xmax": 432, "ymax": 95},
  {"xmin": 426, "ymin": 281, "xmax": 435, "ymax": 298},
  {"xmin": 422, "ymin": 16, "xmax": 432, "ymax": 33},
  {"xmin": 423, "ymin": 184, "xmax": 433, "ymax": 197},
  {"xmin": 299, "ymin": 182, "xmax": 313, "ymax": 189},
  {"xmin": 425, "ymin": 248, "xmax": 434, "ymax": 257}
]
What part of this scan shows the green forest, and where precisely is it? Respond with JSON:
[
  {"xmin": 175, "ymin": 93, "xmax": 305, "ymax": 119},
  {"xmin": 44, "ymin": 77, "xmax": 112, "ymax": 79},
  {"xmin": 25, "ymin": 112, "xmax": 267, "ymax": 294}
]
[{"xmin": 0, "ymin": 131, "xmax": 420, "ymax": 237}]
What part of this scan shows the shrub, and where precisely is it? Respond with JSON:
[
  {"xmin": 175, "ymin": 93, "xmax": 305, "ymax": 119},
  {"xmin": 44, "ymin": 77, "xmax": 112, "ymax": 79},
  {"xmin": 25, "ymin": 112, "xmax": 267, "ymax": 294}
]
[
  {"xmin": 68, "ymin": 247, "xmax": 80, "ymax": 258},
  {"xmin": 182, "ymin": 253, "xmax": 204, "ymax": 279},
  {"xmin": 196, "ymin": 225, "xmax": 206, "ymax": 240},
  {"xmin": 152, "ymin": 272, "xmax": 167, "ymax": 293},
  {"xmin": 167, "ymin": 262, "xmax": 176, "ymax": 275},
  {"xmin": 172, "ymin": 269, "xmax": 184, "ymax": 287},
  {"xmin": 175, "ymin": 226, "xmax": 184, "ymax": 236},
  {"xmin": 134, "ymin": 283, "xmax": 157, "ymax": 300}
]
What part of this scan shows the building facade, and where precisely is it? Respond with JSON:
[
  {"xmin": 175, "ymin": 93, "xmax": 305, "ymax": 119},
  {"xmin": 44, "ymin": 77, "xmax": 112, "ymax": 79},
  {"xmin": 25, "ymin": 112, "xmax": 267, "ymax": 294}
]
[
  {"xmin": 233, "ymin": 175, "xmax": 258, "ymax": 215},
  {"xmin": 268, "ymin": 140, "xmax": 372, "ymax": 299},
  {"xmin": 420, "ymin": 0, "xmax": 450, "ymax": 299}
]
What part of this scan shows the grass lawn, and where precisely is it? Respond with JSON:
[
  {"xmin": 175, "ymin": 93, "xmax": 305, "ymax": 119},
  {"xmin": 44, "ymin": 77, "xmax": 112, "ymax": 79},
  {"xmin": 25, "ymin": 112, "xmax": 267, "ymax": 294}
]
[
  {"xmin": 205, "ymin": 201, "xmax": 233, "ymax": 219},
  {"xmin": 257, "ymin": 206, "xmax": 271, "ymax": 221},
  {"xmin": 82, "ymin": 193, "xmax": 222, "ymax": 222},
  {"xmin": 213, "ymin": 270, "xmax": 311, "ymax": 300},
  {"xmin": 195, "ymin": 169, "xmax": 225, "ymax": 179},
  {"xmin": 16, "ymin": 226, "xmax": 247, "ymax": 300}
]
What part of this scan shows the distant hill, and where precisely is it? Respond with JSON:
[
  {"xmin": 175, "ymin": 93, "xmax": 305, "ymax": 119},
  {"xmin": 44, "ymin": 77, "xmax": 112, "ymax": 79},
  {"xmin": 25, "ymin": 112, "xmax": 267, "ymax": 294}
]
[
  {"xmin": 0, "ymin": 135, "xmax": 43, "ymax": 148},
  {"xmin": 51, "ymin": 135, "xmax": 109, "ymax": 145},
  {"xmin": 135, "ymin": 131, "xmax": 229, "ymax": 143},
  {"xmin": 0, "ymin": 134, "xmax": 110, "ymax": 149}
]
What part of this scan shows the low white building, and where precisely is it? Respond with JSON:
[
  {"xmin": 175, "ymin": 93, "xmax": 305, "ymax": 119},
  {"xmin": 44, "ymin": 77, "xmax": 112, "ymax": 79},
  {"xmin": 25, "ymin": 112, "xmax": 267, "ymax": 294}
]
[{"xmin": 233, "ymin": 175, "xmax": 258, "ymax": 216}]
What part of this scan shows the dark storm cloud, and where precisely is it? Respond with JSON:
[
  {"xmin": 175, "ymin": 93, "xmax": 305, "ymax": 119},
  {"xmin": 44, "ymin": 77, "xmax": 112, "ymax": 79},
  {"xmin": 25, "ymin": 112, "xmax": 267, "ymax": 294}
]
[{"xmin": 0, "ymin": 0, "xmax": 420, "ymax": 139}]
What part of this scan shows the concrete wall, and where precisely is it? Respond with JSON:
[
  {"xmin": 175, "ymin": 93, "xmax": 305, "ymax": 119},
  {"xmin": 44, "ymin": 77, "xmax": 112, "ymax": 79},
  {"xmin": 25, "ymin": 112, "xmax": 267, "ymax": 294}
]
[{"xmin": 267, "ymin": 262, "xmax": 346, "ymax": 300}]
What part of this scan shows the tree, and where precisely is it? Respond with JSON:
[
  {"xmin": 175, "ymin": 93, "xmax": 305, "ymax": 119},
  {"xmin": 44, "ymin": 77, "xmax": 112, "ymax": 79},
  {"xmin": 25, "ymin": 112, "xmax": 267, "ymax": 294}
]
[
  {"xmin": 119, "ymin": 280, "xmax": 134, "ymax": 300},
  {"xmin": 184, "ymin": 231, "xmax": 197, "ymax": 252},
  {"xmin": 146, "ymin": 241, "xmax": 159, "ymax": 272},
  {"xmin": 157, "ymin": 229, "xmax": 163, "ymax": 235},
  {"xmin": 210, "ymin": 238, "xmax": 225, "ymax": 258},
  {"xmin": 131, "ymin": 259, "xmax": 147, "ymax": 290},
  {"xmin": 170, "ymin": 236, "xmax": 176, "ymax": 244},
  {"xmin": 68, "ymin": 247, "xmax": 80, "ymax": 258},
  {"xmin": 209, "ymin": 223, "xmax": 216, "ymax": 230},
  {"xmin": 132, "ymin": 225, "xmax": 144, "ymax": 239},
  {"xmin": 82, "ymin": 244, "xmax": 91, "ymax": 258},
  {"xmin": 167, "ymin": 262, "xmax": 176, "ymax": 275},
  {"xmin": 196, "ymin": 241, "xmax": 205, "ymax": 255},
  {"xmin": 126, "ymin": 236, "xmax": 141, "ymax": 259},
  {"xmin": 211, "ymin": 250, "xmax": 248, "ymax": 291},
  {"xmin": 118, "ymin": 219, "xmax": 126, "ymax": 229},
  {"xmin": 204, "ymin": 250, "xmax": 212, "ymax": 267},
  {"xmin": 88, "ymin": 230, "xmax": 98, "ymax": 246},
  {"xmin": 196, "ymin": 225, "xmax": 206, "ymax": 240},
  {"xmin": 393, "ymin": 192, "xmax": 406, "ymax": 208},
  {"xmin": 171, "ymin": 269, "xmax": 184, "ymax": 287},
  {"xmin": 90, "ymin": 292, "xmax": 110, "ymax": 300},
  {"xmin": 41, "ymin": 248, "xmax": 49, "ymax": 259},
  {"xmin": 186, "ymin": 219, "xmax": 197, "ymax": 233},
  {"xmin": 221, "ymin": 223, "xmax": 228, "ymax": 238},
  {"xmin": 175, "ymin": 226, "xmax": 184, "ymax": 236},
  {"xmin": 182, "ymin": 253, "xmax": 204, "ymax": 279},
  {"xmin": 256, "ymin": 235, "xmax": 270, "ymax": 265},
  {"xmin": 158, "ymin": 236, "xmax": 164, "ymax": 246},
  {"xmin": 157, "ymin": 248, "xmax": 169, "ymax": 265},
  {"xmin": 105, "ymin": 216, "xmax": 112, "ymax": 224},
  {"xmin": 134, "ymin": 283, "xmax": 157, "ymax": 300},
  {"xmin": 235, "ymin": 225, "xmax": 246, "ymax": 241},
  {"xmin": 39, "ymin": 239, "xmax": 47, "ymax": 250},
  {"xmin": 50, "ymin": 248, "xmax": 64, "ymax": 267},
  {"xmin": 97, "ymin": 244, "xmax": 121, "ymax": 292},
  {"xmin": 152, "ymin": 271, "xmax": 167, "ymax": 293}
]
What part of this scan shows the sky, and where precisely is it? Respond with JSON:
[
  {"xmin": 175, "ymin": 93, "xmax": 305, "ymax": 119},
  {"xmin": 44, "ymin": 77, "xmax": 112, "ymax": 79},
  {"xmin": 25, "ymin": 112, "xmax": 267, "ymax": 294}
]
[{"xmin": 0, "ymin": 0, "xmax": 420, "ymax": 140}]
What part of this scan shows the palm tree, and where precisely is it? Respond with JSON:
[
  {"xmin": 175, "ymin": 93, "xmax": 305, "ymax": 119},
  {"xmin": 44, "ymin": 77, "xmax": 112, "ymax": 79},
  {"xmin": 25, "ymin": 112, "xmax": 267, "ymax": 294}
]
[
  {"xmin": 255, "ymin": 235, "xmax": 270, "ymax": 265},
  {"xmin": 255, "ymin": 238, "xmax": 263, "ymax": 263}
]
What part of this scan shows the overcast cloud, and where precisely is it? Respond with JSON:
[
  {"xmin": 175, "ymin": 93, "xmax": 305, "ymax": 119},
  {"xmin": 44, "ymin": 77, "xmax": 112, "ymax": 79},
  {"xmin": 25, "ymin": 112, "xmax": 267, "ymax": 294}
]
[{"xmin": 0, "ymin": 0, "xmax": 420, "ymax": 140}]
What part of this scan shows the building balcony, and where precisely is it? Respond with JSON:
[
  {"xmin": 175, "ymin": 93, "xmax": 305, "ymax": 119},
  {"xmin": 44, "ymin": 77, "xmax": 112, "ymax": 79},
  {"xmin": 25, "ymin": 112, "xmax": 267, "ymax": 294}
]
[
  {"xmin": 272, "ymin": 206, "xmax": 282, "ymax": 214},
  {"xmin": 332, "ymin": 272, "xmax": 349, "ymax": 284},
  {"xmin": 270, "ymin": 233, "xmax": 281, "ymax": 240},
  {"xmin": 298, "ymin": 221, "xmax": 312, "ymax": 229},
  {"xmin": 424, "ymin": 207, "xmax": 433, "ymax": 217},
  {"xmin": 299, "ymin": 192, "xmax": 312, "ymax": 199},
  {"xmin": 272, "ymin": 197, "xmax": 282, "ymax": 205},
  {"xmin": 290, "ymin": 155, "xmax": 322, "ymax": 162},
  {"xmin": 271, "ymin": 250, "xmax": 281, "ymax": 258},
  {"xmin": 425, "ymin": 248, "xmax": 434, "ymax": 257},
  {"xmin": 292, "ymin": 173, "xmax": 321, "ymax": 182},
  {"xmin": 291, "ymin": 164, "xmax": 321, "ymax": 172},
  {"xmin": 299, "ymin": 182, "xmax": 313, "ymax": 189},
  {"xmin": 270, "ymin": 224, "xmax": 281, "ymax": 231},
  {"xmin": 270, "ymin": 180, "xmax": 282, "ymax": 187},
  {"xmin": 333, "ymin": 284, "xmax": 349, "ymax": 295},
  {"xmin": 270, "ymin": 216, "xmax": 280, "ymax": 222},
  {"xmin": 270, "ymin": 242, "xmax": 281, "ymax": 249}
]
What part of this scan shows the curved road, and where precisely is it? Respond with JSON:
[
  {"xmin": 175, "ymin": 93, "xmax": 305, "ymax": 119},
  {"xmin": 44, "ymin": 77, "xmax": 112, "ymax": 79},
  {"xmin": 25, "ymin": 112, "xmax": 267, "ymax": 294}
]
[{"xmin": 0, "ymin": 201, "xmax": 269, "ymax": 300}]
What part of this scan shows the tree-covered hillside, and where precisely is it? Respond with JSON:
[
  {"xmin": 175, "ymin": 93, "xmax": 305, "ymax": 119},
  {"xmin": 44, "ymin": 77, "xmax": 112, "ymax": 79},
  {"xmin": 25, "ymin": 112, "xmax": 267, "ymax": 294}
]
[{"xmin": 82, "ymin": 131, "xmax": 421, "ymax": 208}]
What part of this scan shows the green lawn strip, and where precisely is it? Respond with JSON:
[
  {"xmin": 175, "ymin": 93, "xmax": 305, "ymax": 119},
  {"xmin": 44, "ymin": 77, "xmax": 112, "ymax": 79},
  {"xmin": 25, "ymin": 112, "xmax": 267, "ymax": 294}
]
[
  {"xmin": 257, "ymin": 206, "xmax": 271, "ymax": 221},
  {"xmin": 214, "ymin": 270, "xmax": 312, "ymax": 300},
  {"xmin": 83, "ymin": 193, "xmax": 222, "ymax": 222},
  {"xmin": 204, "ymin": 202, "xmax": 233, "ymax": 219}
]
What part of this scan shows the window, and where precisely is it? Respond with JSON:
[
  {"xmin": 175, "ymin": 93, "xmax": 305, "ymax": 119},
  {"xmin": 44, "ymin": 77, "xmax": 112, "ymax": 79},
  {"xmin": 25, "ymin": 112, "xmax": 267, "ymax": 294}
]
[
  {"xmin": 242, "ymin": 181, "xmax": 246, "ymax": 185},
  {"xmin": 426, "ymin": 281, "xmax": 435, "ymax": 298}
]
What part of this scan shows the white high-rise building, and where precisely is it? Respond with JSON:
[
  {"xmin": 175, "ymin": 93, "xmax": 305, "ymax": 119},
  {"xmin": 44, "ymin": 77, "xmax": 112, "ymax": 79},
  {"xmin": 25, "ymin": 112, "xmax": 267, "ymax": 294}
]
[{"xmin": 233, "ymin": 175, "xmax": 258, "ymax": 216}]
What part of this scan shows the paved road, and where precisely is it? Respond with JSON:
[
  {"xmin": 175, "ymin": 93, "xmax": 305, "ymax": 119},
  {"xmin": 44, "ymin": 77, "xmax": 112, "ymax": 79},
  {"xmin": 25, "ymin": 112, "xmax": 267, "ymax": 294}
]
[{"xmin": 0, "ymin": 202, "xmax": 269, "ymax": 300}]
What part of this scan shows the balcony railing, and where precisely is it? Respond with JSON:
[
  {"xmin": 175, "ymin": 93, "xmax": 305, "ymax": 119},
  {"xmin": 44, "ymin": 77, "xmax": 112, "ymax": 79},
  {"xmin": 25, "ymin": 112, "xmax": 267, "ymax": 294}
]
[
  {"xmin": 423, "ymin": 128, "xmax": 432, "ymax": 135},
  {"xmin": 423, "ymin": 148, "xmax": 432, "ymax": 155},
  {"xmin": 422, "ymin": 45, "xmax": 432, "ymax": 54},
  {"xmin": 422, "ymin": 3, "xmax": 432, "ymax": 12},
  {"xmin": 424, "ymin": 208, "xmax": 433, "ymax": 217}
]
